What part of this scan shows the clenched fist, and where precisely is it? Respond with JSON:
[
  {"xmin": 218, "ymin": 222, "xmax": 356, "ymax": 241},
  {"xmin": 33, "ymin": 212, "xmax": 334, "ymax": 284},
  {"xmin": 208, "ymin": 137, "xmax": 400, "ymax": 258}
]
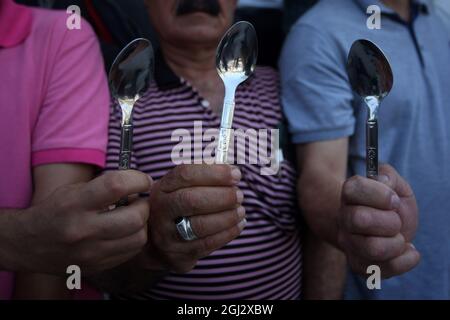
[
  {"xmin": 143, "ymin": 164, "xmax": 246, "ymax": 274},
  {"xmin": 338, "ymin": 164, "xmax": 420, "ymax": 279},
  {"xmin": 7, "ymin": 170, "xmax": 152, "ymax": 275}
]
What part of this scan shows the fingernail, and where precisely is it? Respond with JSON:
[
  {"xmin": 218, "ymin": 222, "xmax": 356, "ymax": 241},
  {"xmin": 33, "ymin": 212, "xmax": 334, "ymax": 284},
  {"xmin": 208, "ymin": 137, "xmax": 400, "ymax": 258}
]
[
  {"xmin": 236, "ymin": 189, "xmax": 244, "ymax": 203},
  {"xmin": 378, "ymin": 175, "xmax": 389, "ymax": 184},
  {"xmin": 408, "ymin": 243, "xmax": 416, "ymax": 250},
  {"xmin": 238, "ymin": 218, "xmax": 247, "ymax": 231},
  {"xmin": 391, "ymin": 194, "xmax": 401, "ymax": 210},
  {"xmin": 237, "ymin": 206, "xmax": 246, "ymax": 220},
  {"xmin": 231, "ymin": 168, "xmax": 242, "ymax": 183}
]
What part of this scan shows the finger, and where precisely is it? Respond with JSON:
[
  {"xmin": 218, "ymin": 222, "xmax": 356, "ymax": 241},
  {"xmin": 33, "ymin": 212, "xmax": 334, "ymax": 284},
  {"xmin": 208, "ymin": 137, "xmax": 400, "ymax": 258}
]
[
  {"xmin": 187, "ymin": 219, "xmax": 246, "ymax": 258},
  {"xmin": 377, "ymin": 164, "xmax": 414, "ymax": 198},
  {"xmin": 378, "ymin": 244, "xmax": 420, "ymax": 279},
  {"xmin": 342, "ymin": 175, "xmax": 400, "ymax": 211},
  {"xmin": 85, "ymin": 249, "xmax": 142, "ymax": 275},
  {"xmin": 82, "ymin": 170, "xmax": 152, "ymax": 210},
  {"xmin": 342, "ymin": 205, "xmax": 402, "ymax": 237},
  {"xmin": 75, "ymin": 227, "xmax": 148, "ymax": 274},
  {"xmin": 97, "ymin": 228, "xmax": 148, "ymax": 258},
  {"xmin": 346, "ymin": 233, "xmax": 406, "ymax": 262},
  {"xmin": 165, "ymin": 219, "xmax": 246, "ymax": 259},
  {"xmin": 107, "ymin": 193, "xmax": 142, "ymax": 211},
  {"xmin": 376, "ymin": 164, "xmax": 418, "ymax": 242},
  {"xmin": 159, "ymin": 164, "xmax": 241, "ymax": 193},
  {"xmin": 92, "ymin": 198, "xmax": 150, "ymax": 240},
  {"xmin": 187, "ymin": 206, "xmax": 246, "ymax": 239},
  {"xmin": 149, "ymin": 219, "xmax": 246, "ymax": 274},
  {"xmin": 165, "ymin": 186, "xmax": 244, "ymax": 218}
]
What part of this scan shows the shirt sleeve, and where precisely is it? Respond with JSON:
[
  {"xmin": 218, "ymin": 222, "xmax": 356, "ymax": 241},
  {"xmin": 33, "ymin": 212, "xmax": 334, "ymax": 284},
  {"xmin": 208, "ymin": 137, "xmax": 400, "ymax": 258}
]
[
  {"xmin": 31, "ymin": 14, "xmax": 109, "ymax": 168},
  {"xmin": 279, "ymin": 23, "xmax": 355, "ymax": 144}
]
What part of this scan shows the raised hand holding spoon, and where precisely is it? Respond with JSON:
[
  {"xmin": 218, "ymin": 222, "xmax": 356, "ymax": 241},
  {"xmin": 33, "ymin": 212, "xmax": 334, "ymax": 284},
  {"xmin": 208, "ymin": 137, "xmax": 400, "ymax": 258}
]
[
  {"xmin": 109, "ymin": 38, "xmax": 154, "ymax": 205},
  {"xmin": 215, "ymin": 21, "xmax": 258, "ymax": 164}
]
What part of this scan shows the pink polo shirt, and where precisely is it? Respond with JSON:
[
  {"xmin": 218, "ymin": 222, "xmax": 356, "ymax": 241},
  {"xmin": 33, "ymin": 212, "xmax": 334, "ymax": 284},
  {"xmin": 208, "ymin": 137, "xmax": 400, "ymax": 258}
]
[{"xmin": 0, "ymin": 0, "xmax": 109, "ymax": 299}]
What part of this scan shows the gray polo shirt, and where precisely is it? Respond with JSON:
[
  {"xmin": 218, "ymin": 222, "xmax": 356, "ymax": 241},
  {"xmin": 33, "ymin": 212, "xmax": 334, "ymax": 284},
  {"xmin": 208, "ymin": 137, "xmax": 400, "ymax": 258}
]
[{"xmin": 280, "ymin": 0, "xmax": 450, "ymax": 299}]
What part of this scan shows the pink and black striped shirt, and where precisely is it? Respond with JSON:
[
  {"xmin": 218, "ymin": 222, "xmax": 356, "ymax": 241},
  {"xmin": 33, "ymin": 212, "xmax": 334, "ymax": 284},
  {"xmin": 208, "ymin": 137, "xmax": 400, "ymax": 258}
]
[{"xmin": 106, "ymin": 53, "xmax": 302, "ymax": 300}]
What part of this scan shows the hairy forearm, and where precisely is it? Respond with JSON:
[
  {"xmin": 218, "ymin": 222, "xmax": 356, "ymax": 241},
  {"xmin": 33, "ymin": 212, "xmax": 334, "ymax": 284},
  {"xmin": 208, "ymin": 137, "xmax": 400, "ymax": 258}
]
[
  {"xmin": 0, "ymin": 207, "xmax": 72, "ymax": 299},
  {"xmin": 0, "ymin": 209, "xmax": 25, "ymax": 271},
  {"xmin": 298, "ymin": 169, "xmax": 343, "ymax": 246},
  {"xmin": 302, "ymin": 230, "xmax": 346, "ymax": 300},
  {"xmin": 298, "ymin": 173, "xmax": 347, "ymax": 299},
  {"xmin": 296, "ymin": 139, "xmax": 349, "ymax": 299},
  {"xmin": 14, "ymin": 163, "xmax": 94, "ymax": 299}
]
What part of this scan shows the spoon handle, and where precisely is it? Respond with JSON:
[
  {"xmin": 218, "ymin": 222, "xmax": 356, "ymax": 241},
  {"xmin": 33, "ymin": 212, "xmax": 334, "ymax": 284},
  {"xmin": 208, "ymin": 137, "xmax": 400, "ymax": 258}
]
[
  {"xmin": 119, "ymin": 124, "xmax": 133, "ymax": 169},
  {"xmin": 366, "ymin": 119, "xmax": 378, "ymax": 178},
  {"xmin": 117, "ymin": 124, "xmax": 134, "ymax": 206},
  {"xmin": 216, "ymin": 127, "xmax": 233, "ymax": 164},
  {"xmin": 216, "ymin": 100, "xmax": 236, "ymax": 164}
]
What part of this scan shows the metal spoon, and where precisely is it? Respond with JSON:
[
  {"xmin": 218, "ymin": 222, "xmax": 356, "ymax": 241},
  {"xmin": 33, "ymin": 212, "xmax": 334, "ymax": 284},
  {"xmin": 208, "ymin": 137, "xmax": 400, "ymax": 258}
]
[
  {"xmin": 109, "ymin": 38, "xmax": 154, "ymax": 205},
  {"xmin": 215, "ymin": 21, "xmax": 258, "ymax": 164},
  {"xmin": 347, "ymin": 39, "xmax": 393, "ymax": 178}
]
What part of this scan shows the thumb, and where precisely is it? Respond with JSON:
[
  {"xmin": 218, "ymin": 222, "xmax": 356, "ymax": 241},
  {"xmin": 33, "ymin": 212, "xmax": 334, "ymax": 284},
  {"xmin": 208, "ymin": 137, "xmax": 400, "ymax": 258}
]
[
  {"xmin": 376, "ymin": 164, "xmax": 414, "ymax": 198},
  {"xmin": 82, "ymin": 170, "xmax": 153, "ymax": 210}
]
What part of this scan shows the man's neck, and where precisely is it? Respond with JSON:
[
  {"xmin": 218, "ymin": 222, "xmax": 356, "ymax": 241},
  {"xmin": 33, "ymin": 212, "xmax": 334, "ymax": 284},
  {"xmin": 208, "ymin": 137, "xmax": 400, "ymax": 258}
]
[
  {"xmin": 160, "ymin": 41, "xmax": 218, "ymax": 85},
  {"xmin": 382, "ymin": 0, "xmax": 411, "ymax": 22},
  {"xmin": 160, "ymin": 40, "xmax": 226, "ymax": 114}
]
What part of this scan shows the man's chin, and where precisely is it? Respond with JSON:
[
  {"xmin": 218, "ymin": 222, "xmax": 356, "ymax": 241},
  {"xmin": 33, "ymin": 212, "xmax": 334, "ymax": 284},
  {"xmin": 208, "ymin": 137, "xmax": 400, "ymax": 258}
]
[{"xmin": 171, "ymin": 23, "xmax": 223, "ymax": 44}]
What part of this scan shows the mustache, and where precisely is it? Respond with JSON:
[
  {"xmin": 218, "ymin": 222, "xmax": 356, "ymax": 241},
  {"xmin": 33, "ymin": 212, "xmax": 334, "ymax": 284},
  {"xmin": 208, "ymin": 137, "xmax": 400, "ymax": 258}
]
[{"xmin": 175, "ymin": 0, "xmax": 221, "ymax": 16}]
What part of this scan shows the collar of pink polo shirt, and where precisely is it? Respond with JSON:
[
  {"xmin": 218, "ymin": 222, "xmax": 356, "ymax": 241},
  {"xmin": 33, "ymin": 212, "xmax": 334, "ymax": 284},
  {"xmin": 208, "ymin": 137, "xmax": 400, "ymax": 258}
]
[{"xmin": 0, "ymin": 0, "xmax": 32, "ymax": 48}]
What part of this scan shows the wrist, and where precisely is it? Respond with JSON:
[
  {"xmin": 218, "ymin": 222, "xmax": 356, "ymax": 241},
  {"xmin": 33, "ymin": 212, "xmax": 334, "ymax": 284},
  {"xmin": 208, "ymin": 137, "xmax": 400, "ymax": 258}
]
[
  {"xmin": 304, "ymin": 208, "xmax": 342, "ymax": 249},
  {"xmin": 298, "ymin": 176, "xmax": 344, "ymax": 249}
]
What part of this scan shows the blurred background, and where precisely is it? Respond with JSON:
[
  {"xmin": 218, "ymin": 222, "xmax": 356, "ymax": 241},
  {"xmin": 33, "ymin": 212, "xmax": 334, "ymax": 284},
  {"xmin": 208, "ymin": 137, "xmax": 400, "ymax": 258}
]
[{"xmin": 14, "ymin": 0, "xmax": 319, "ymax": 70}]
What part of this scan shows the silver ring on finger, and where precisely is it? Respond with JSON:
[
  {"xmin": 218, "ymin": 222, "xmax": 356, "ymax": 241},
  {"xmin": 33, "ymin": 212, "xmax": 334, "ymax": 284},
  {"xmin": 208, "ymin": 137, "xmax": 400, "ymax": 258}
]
[{"xmin": 175, "ymin": 216, "xmax": 198, "ymax": 241}]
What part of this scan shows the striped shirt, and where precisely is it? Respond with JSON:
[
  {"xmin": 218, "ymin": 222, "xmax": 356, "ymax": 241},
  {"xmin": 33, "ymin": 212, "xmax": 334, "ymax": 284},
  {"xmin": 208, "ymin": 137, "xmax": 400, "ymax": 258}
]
[{"xmin": 106, "ymin": 52, "xmax": 302, "ymax": 300}]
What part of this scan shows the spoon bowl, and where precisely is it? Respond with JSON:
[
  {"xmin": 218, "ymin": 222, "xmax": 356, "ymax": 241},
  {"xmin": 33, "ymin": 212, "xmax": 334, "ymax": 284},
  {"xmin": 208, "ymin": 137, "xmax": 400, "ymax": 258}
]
[
  {"xmin": 347, "ymin": 39, "xmax": 393, "ymax": 117},
  {"xmin": 109, "ymin": 38, "xmax": 154, "ymax": 126},
  {"xmin": 347, "ymin": 39, "xmax": 393, "ymax": 178},
  {"xmin": 216, "ymin": 21, "xmax": 258, "ymax": 87},
  {"xmin": 215, "ymin": 21, "xmax": 258, "ymax": 163}
]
